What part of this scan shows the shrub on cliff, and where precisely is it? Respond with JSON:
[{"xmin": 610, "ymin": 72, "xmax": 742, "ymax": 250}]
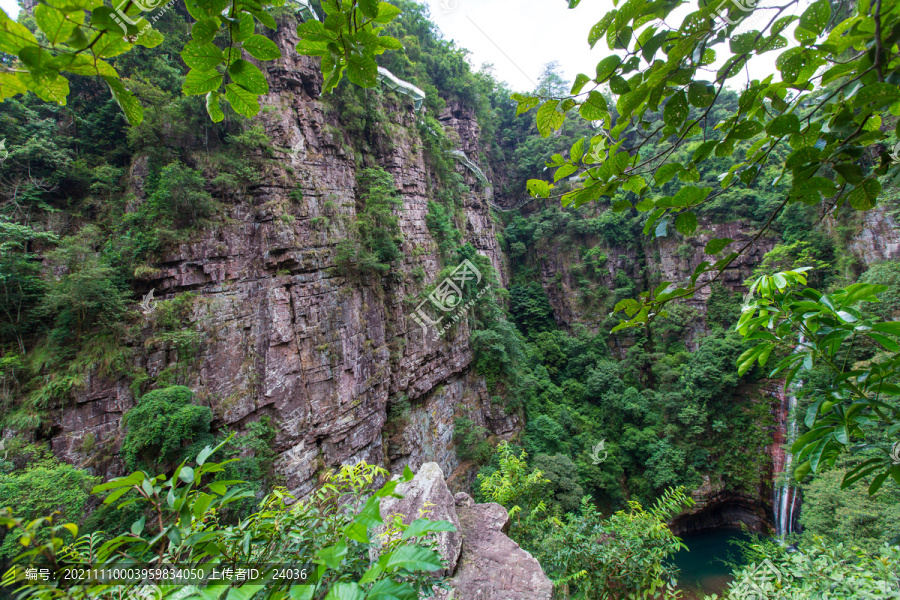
[
  {"xmin": 478, "ymin": 442, "xmax": 692, "ymax": 599},
  {"xmin": 0, "ymin": 439, "xmax": 96, "ymax": 563},
  {"xmin": 713, "ymin": 538, "xmax": 900, "ymax": 599},
  {"xmin": 0, "ymin": 445, "xmax": 452, "ymax": 600},
  {"xmin": 121, "ymin": 385, "xmax": 213, "ymax": 472}
]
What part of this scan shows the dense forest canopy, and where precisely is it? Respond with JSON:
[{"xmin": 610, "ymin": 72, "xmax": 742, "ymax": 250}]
[{"xmin": 1, "ymin": 0, "xmax": 900, "ymax": 598}]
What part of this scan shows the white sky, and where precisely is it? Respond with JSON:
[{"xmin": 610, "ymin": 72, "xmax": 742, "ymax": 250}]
[
  {"xmin": 1, "ymin": 0, "xmax": 808, "ymax": 94},
  {"xmin": 425, "ymin": 0, "xmax": 618, "ymax": 91},
  {"xmin": 426, "ymin": 0, "xmax": 808, "ymax": 93},
  {"xmin": 0, "ymin": 0, "xmax": 18, "ymax": 20}
]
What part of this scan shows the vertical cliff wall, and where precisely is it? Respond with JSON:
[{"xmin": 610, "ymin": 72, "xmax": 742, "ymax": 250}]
[{"xmin": 50, "ymin": 24, "xmax": 519, "ymax": 496}]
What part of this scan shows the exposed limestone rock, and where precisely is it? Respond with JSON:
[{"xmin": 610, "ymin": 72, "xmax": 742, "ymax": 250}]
[
  {"xmin": 830, "ymin": 204, "xmax": 900, "ymax": 266},
  {"xmin": 378, "ymin": 463, "xmax": 553, "ymax": 600},
  {"xmin": 377, "ymin": 462, "xmax": 462, "ymax": 575},
  {"xmin": 447, "ymin": 492, "xmax": 553, "ymax": 600},
  {"xmin": 50, "ymin": 22, "xmax": 519, "ymax": 494}
]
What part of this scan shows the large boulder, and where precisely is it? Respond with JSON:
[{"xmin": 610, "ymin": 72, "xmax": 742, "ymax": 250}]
[
  {"xmin": 378, "ymin": 462, "xmax": 462, "ymax": 574},
  {"xmin": 446, "ymin": 493, "xmax": 553, "ymax": 600},
  {"xmin": 378, "ymin": 462, "xmax": 552, "ymax": 600}
]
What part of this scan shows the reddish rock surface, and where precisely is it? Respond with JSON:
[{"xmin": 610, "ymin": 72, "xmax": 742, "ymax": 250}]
[{"xmin": 50, "ymin": 25, "xmax": 519, "ymax": 497}]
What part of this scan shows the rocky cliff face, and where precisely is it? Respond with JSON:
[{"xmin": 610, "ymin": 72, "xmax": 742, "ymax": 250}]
[
  {"xmin": 50, "ymin": 24, "xmax": 519, "ymax": 496},
  {"xmin": 525, "ymin": 202, "xmax": 778, "ymax": 343}
]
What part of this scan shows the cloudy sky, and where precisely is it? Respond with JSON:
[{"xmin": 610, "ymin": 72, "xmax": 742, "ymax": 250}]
[{"xmin": 1, "ymin": 0, "xmax": 805, "ymax": 93}]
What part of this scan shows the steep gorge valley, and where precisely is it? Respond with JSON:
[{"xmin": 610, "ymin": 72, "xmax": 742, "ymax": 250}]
[{"xmin": 3, "ymin": 0, "xmax": 900, "ymax": 597}]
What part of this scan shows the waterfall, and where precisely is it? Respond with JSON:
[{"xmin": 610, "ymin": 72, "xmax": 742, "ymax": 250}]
[{"xmin": 772, "ymin": 383, "xmax": 800, "ymax": 538}]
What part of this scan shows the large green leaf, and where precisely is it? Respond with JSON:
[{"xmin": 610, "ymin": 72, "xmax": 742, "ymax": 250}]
[
  {"xmin": 224, "ymin": 82, "xmax": 260, "ymax": 117},
  {"xmin": 35, "ymin": 4, "xmax": 82, "ymax": 45},
  {"xmin": 798, "ymin": 0, "xmax": 830, "ymax": 37},
  {"xmin": 0, "ymin": 72, "xmax": 28, "ymax": 100},
  {"xmin": 580, "ymin": 90, "xmax": 608, "ymax": 120},
  {"xmin": 687, "ymin": 82, "xmax": 715, "ymax": 107},
  {"xmin": 358, "ymin": 0, "xmax": 379, "ymax": 18},
  {"xmin": 183, "ymin": 68, "xmax": 224, "ymax": 95},
  {"xmin": 853, "ymin": 82, "xmax": 900, "ymax": 108},
  {"xmin": 674, "ymin": 211, "xmax": 697, "ymax": 236},
  {"xmin": 536, "ymin": 100, "xmax": 566, "ymax": 137},
  {"xmin": 766, "ymin": 114, "xmax": 800, "ymax": 136},
  {"xmin": 229, "ymin": 59, "xmax": 269, "ymax": 94},
  {"xmin": 317, "ymin": 540, "xmax": 348, "ymax": 570},
  {"xmin": 663, "ymin": 90, "xmax": 688, "ymax": 127},
  {"xmin": 846, "ymin": 178, "xmax": 880, "ymax": 210},
  {"xmin": 181, "ymin": 41, "xmax": 224, "ymax": 70},
  {"xmin": 345, "ymin": 52, "xmax": 378, "ymax": 87},
  {"xmin": 374, "ymin": 2, "xmax": 402, "ymax": 24},
  {"xmin": 383, "ymin": 545, "xmax": 443, "ymax": 573},
  {"xmin": 206, "ymin": 91, "xmax": 224, "ymax": 123},
  {"xmin": 192, "ymin": 18, "xmax": 220, "ymax": 44},
  {"xmin": 594, "ymin": 55, "xmax": 621, "ymax": 82},
  {"xmin": 322, "ymin": 584, "xmax": 364, "ymax": 600},
  {"xmin": 20, "ymin": 70, "xmax": 69, "ymax": 104},
  {"xmin": 366, "ymin": 579, "xmax": 417, "ymax": 600},
  {"xmin": 401, "ymin": 519, "xmax": 457, "ymax": 540}
]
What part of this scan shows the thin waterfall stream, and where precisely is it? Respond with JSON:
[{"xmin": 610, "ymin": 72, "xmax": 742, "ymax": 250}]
[{"xmin": 773, "ymin": 383, "xmax": 799, "ymax": 538}]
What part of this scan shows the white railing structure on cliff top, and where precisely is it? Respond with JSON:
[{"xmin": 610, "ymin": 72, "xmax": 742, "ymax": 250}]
[
  {"xmin": 377, "ymin": 67, "xmax": 426, "ymax": 112},
  {"xmin": 297, "ymin": 0, "xmax": 317, "ymax": 23},
  {"xmin": 448, "ymin": 150, "xmax": 489, "ymax": 187},
  {"xmin": 295, "ymin": 2, "xmax": 533, "ymax": 212}
]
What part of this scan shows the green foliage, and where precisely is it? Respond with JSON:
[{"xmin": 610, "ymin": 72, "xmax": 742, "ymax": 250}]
[
  {"xmin": 712, "ymin": 538, "xmax": 900, "ymax": 599},
  {"xmin": 538, "ymin": 489, "xmax": 691, "ymax": 600},
  {"xmin": 705, "ymin": 283, "xmax": 742, "ymax": 329},
  {"xmin": 39, "ymin": 225, "xmax": 131, "ymax": 348},
  {"xmin": 0, "ymin": 443, "xmax": 452, "ymax": 600},
  {"xmin": 424, "ymin": 200, "xmax": 462, "ymax": 261},
  {"xmin": 0, "ymin": 0, "xmax": 293, "ymax": 121},
  {"xmin": 509, "ymin": 281, "xmax": 556, "ymax": 336},
  {"xmin": 148, "ymin": 160, "xmax": 217, "ymax": 229},
  {"xmin": 859, "ymin": 260, "xmax": 900, "ymax": 321},
  {"xmin": 479, "ymin": 443, "xmax": 691, "ymax": 599},
  {"xmin": 452, "ymin": 417, "xmax": 492, "ymax": 464},
  {"xmin": 0, "ymin": 218, "xmax": 57, "ymax": 354},
  {"xmin": 531, "ymin": 453, "xmax": 583, "ymax": 514},
  {"xmin": 799, "ymin": 462, "xmax": 900, "ymax": 553},
  {"xmin": 121, "ymin": 385, "xmax": 213, "ymax": 472},
  {"xmin": 477, "ymin": 442, "xmax": 550, "ymax": 532},
  {"xmin": 512, "ymin": 0, "xmax": 900, "ymax": 332},
  {"xmin": 737, "ymin": 268, "xmax": 900, "ymax": 492},
  {"xmin": 336, "ymin": 167, "xmax": 403, "ymax": 276},
  {"xmin": 294, "ymin": 0, "xmax": 402, "ymax": 93},
  {"xmin": 0, "ymin": 439, "xmax": 96, "ymax": 562}
]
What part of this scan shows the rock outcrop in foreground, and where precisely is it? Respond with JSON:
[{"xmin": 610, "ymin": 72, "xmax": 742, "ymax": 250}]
[{"xmin": 379, "ymin": 463, "xmax": 553, "ymax": 600}]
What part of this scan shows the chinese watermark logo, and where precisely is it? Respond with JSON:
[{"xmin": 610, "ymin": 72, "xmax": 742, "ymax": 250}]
[
  {"xmin": 290, "ymin": 139, "xmax": 304, "ymax": 162},
  {"xmin": 140, "ymin": 288, "xmax": 157, "ymax": 315},
  {"xmin": 742, "ymin": 559, "xmax": 782, "ymax": 600},
  {"xmin": 715, "ymin": 0, "xmax": 760, "ymax": 26},
  {"xmin": 889, "ymin": 141, "xmax": 900, "ymax": 164},
  {"xmin": 409, "ymin": 259, "xmax": 486, "ymax": 340},
  {"xmin": 891, "ymin": 440, "xmax": 900, "ymax": 466},
  {"xmin": 110, "ymin": 0, "xmax": 176, "ymax": 40},
  {"xmin": 589, "ymin": 440, "xmax": 608, "ymax": 465},
  {"xmin": 130, "ymin": 583, "xmax": 162, "ymax": 600},
  {"xmin": 438, "ymin": 0, "xmax": 459, "ymax": 13}
]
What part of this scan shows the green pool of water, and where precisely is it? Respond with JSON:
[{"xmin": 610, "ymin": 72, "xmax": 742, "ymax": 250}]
[{"xmin": 673, "ymin": 529, "xmax": 752, "ymax": 598}]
